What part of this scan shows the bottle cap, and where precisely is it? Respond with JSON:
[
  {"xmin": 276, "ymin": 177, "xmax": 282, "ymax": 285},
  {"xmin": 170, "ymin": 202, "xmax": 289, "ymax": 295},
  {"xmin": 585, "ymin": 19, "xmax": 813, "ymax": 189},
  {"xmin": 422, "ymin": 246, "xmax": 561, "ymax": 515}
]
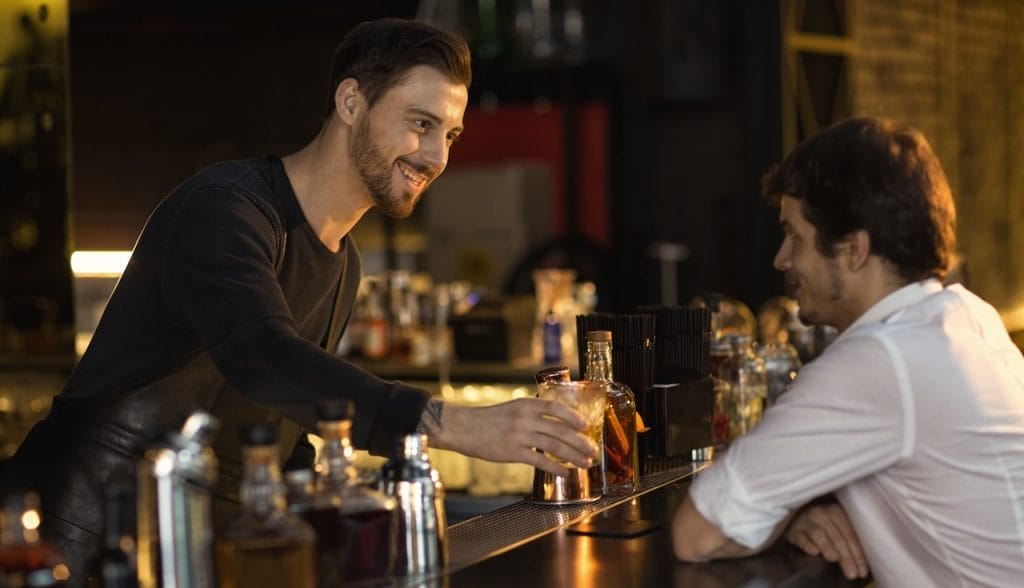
[
  {"xmin": 317, "ymin": 399, "xmax": 355, "ymax": 422},
  {"xmin": 586, "ymin": 330, "xmax": 612, "ymax": 342},
  {"xmin": 242, "ymin": 422, "xmax": 277, "ymax": 446}
]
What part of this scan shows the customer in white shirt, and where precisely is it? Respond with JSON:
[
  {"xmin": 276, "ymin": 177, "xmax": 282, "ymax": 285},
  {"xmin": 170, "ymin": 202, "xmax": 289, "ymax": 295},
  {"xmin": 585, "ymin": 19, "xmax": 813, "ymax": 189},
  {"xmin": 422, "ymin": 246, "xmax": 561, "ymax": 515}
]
[{"xmin": 671, "ymin": 116, "xmax": 1024, "ymax": 588}]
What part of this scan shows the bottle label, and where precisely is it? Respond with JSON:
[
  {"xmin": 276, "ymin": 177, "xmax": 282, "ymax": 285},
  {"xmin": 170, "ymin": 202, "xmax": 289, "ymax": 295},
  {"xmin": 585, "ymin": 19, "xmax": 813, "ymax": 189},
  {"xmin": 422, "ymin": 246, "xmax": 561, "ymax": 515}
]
[{"xmin": 542, "ymin": 317, "xmax": 561, "ymax": 363}]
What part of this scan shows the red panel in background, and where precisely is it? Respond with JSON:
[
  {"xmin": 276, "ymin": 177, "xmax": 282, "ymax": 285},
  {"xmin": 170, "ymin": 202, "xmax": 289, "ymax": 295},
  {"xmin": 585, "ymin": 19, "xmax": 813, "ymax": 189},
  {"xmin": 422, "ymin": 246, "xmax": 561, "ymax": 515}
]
[{"xmin": 449, "ymin": 102, "xmax": 610, "ymax": 248}]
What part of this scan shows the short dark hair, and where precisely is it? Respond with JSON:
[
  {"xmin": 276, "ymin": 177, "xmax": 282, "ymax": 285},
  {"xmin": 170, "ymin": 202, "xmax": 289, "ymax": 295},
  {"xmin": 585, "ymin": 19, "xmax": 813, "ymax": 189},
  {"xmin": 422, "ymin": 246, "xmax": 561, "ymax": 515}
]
[
  {"xmin": 326, "ymin": 18, "xmax": 472, "ymax": 117},
  {"xmin": 762, "ymin": 116, "xmax": 957, "ymax": 282}
]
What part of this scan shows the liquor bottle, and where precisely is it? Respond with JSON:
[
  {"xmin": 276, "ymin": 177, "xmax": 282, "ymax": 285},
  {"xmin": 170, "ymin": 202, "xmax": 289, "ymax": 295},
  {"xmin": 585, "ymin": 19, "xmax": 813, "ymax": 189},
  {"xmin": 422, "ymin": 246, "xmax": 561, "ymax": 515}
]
[
  {"xmin": 722, "ymin": 335, "xmax": 768, "ymax": 438},
  {"xmin": 583, "ymin": 330, "xmax": 639, "ymax": 495},
  {"xmin": 709, "ymin": 337, "xmax": 735, "ymax": 444},
  {"xmin": 542, "ymin": 309, "xmax": 562, "ymax": 363},
  {"xmin": 87, "ymin": 476, "xmax": 138, "ymax": 588},
  {"xmin": 283, "ymin": 469, "xmax": 314, "ymax": 516},
  {"xmin": 214, "ymin": 424, "xmax": 316, "ymax": 588},
  {"xmin": 292, "ymin": 401, "xmax": 396, "ymax": 587},
  {"xmin": 361, "ymin": 279, "xmax": 389, "ymax": 360}
]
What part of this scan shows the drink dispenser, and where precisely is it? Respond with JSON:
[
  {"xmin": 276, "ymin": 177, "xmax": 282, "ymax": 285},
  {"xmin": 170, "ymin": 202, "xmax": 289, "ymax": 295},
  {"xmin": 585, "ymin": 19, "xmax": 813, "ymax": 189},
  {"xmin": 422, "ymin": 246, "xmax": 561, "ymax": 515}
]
[
  {"xmin": 380, "ymin": 434, "xmax": 448, "ymax": 578},
  {"xmin": 136, "ymin": 412, "xmax": 219, "ymax": 588}
]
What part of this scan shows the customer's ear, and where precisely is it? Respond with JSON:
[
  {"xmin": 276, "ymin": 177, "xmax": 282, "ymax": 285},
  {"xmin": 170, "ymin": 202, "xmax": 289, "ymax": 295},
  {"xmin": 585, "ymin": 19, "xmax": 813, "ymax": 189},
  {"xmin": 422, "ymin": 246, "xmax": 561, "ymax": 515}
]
[{"xmin": 838, "ymin": 230, "xmax": 871, "ymax": 271}]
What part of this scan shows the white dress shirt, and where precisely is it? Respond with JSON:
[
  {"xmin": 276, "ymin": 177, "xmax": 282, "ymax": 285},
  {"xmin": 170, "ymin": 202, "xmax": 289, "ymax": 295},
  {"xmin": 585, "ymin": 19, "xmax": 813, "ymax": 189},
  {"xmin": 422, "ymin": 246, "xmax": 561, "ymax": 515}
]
[{"xmin": 690, "ymin": 279, "xmax": 1024, "ymax": 587}]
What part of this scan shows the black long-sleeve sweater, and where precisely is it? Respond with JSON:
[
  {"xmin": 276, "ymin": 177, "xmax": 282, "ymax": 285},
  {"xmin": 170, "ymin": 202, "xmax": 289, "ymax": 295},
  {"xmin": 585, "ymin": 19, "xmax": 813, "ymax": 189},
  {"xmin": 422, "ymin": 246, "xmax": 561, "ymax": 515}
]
[{"xmin": 12, "ymin": 156, "xmax": 428, "ymax": 569}]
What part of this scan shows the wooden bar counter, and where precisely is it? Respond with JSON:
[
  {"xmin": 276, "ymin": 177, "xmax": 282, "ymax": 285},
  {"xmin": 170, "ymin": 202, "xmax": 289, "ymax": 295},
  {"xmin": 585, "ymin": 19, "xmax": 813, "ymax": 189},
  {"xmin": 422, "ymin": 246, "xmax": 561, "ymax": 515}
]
[{"xmin": 441, "ymin": 465, "xmax": 872, "ymax": 588}]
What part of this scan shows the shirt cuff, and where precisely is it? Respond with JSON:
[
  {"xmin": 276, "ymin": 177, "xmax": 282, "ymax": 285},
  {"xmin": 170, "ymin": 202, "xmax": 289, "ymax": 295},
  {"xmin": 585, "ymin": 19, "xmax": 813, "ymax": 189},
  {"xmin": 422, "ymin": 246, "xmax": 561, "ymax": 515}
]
[{"xmin": 690, "ymin": 458, "xmax": 791, "ymax": 549}]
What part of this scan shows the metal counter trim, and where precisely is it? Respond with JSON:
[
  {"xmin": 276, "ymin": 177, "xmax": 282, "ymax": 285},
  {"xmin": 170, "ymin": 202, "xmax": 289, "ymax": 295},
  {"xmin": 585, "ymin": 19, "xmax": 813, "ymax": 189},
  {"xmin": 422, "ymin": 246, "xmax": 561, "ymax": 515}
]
[{"xmin": 447, "ymin": 464, "xmax": 707, "ymax": 573}]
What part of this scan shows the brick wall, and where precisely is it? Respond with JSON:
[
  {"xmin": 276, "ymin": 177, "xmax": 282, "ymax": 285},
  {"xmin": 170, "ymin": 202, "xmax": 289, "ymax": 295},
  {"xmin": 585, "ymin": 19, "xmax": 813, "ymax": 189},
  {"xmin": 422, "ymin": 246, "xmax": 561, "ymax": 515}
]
[{"xmin": 852, "ymin": 0, "xmax": 1024, "ymax": 326}]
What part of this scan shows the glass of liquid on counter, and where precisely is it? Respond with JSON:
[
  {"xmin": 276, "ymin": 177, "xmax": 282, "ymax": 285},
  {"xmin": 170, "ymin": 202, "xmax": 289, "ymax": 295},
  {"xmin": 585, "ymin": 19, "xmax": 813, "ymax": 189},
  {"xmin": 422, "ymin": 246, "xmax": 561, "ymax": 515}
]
[{"xmin": 537, "ymin": 380, "xmax": 607, "ymax": 465}]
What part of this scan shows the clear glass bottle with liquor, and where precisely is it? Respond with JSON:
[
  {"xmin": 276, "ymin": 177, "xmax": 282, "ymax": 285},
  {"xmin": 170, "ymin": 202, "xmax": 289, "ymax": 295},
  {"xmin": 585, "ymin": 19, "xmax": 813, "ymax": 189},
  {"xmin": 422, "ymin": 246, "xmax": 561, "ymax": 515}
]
[
  {"xmin": 583, "ymin": 330, "xmax": 639, "ymax": 495},
  {"xmin": 292, "ymin": 401, "xmax": 396, "ymax": 587},
  {"xmin": 709, "ymin": 337, "xmax": 735, "ymax": 444},
  {"xmin": 283, "ymin": 468, "xmax": 314, "ymax": 516},
  {"xmin": 215, "ymin": 424, "xmax": 316, "ymax": 588},
  {"xmin": 723, "ymin": 335, "xmax": 768, "ymax": 439}
]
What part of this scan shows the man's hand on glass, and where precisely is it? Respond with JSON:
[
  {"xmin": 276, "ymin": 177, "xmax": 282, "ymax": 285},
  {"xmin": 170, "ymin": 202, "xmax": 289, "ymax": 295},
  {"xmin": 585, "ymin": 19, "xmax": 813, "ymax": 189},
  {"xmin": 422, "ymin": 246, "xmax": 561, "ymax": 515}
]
[{"xmin": 419, "ymin": 398, "xmax": 600, "ymax": 477}]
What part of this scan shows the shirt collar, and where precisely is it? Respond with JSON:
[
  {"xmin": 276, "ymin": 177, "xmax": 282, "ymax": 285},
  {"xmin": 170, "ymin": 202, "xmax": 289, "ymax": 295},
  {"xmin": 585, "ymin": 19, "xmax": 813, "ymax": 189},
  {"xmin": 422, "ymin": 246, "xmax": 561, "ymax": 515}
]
[{"xmin": 844, "ymin": 278, "xmax": 944, "ymax": 332}]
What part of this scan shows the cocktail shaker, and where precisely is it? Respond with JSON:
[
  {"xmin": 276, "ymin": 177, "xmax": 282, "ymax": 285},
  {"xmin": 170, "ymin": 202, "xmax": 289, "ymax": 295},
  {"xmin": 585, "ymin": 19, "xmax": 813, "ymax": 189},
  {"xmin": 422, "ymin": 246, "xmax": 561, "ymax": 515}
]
[
  {"xmin": 136, "ymin": 411, "xmax": 219, "ymax": 588},
  {"xmin": 379, "ymin": 433, "xmax": 448, "ymax": 578}
]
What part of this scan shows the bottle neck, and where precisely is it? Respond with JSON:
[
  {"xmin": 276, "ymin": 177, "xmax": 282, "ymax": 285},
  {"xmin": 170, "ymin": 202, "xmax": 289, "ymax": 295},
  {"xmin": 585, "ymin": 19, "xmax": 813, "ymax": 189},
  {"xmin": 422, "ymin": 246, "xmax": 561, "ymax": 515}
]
[
  {"xmin": 316, "ymin": 420, "xmax": 357, "ymax": 493},
  {"xmin": 240, "ymin": 445, "xmax": 287, "ymax": 515},
  {"xmin": 584, "ymin": 341, "xmax": 614, "ymax": 382}
]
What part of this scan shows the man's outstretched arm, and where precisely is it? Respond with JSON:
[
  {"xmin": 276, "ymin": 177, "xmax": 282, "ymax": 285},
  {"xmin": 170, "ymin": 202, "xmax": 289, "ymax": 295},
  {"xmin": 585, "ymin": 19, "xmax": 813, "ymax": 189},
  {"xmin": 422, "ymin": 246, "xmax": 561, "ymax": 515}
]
[{"xmin": 416, "ymin": 398, "xmax": 599, "ymax": 476}]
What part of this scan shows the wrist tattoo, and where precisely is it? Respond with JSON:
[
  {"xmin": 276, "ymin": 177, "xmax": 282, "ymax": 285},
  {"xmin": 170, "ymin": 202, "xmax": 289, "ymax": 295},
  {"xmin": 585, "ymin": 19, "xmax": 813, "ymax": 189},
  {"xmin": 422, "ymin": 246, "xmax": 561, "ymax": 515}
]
[{"xmin": 416, "ymin": 398, "xmax": 444, "ymax": 438}]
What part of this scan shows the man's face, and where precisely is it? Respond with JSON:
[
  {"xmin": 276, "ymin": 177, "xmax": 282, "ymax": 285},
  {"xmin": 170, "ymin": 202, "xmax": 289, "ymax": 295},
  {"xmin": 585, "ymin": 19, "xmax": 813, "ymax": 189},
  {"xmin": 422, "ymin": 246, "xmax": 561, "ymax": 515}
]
[
  {"xmin": 773, "ymin": 195, "xmax": 845, "ymax": 327},
  {"xmin": 351, "ymin": 65, "xmax": 468, "ymax": 218}
]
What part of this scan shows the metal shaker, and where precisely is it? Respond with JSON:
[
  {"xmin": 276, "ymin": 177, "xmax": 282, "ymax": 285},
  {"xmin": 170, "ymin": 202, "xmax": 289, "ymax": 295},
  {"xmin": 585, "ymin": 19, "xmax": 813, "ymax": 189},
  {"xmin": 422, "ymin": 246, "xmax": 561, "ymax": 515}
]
[
  {"xmin": 379, "ymin": 433, "xmax": 448, "ymax": 578},
  {"xmin": 136, "ymin": 411, "xmax": 219, "ymax": 588}
]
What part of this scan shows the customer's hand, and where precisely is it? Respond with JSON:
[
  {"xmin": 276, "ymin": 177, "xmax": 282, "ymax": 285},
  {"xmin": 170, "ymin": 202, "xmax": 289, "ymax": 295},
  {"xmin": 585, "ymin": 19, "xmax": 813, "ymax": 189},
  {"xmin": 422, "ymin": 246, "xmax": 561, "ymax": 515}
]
[
  {"xmin": 785, "ymin": 502, "xmax": 869, "ymax": 580},
  {"xmin": 425, "ymin": 398, "xmax": 600, "ymax": 477}
]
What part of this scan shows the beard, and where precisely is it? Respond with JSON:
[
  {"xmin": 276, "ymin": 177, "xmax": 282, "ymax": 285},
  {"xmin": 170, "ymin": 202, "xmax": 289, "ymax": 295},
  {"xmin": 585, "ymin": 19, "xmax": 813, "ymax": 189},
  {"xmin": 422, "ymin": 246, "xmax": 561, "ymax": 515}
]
[
  {"xmin": 351, "ymin": 115, "xmax": 435, "ymax": 219},
  {"xmin": 787, "ymin": 261, "xmax": 843, "ymax": 327}
]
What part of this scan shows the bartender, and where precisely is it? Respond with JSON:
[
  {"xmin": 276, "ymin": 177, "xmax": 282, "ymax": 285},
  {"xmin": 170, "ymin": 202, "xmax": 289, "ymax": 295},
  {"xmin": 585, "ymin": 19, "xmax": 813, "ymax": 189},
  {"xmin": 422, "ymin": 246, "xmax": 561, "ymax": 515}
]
[
  {"xmin": 671, "ymin": 117, "xmax": 1024, "ymax": 587},
  {"xmin": 10, "ymin": 18, "xmax": 598, "ymax": 581}
]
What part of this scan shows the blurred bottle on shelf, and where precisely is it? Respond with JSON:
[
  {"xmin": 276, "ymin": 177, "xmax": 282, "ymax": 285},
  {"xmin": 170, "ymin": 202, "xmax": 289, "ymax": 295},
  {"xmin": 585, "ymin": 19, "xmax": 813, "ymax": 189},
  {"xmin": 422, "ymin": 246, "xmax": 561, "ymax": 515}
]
[
  {"xmin": 709, "ymin": 337, "xmax": 735, "ymax": 444},
  {"xmin": 215, "ymin": 424, "xmax": 315, "ymax": 588},
  {"xmin": 757, "ymin": 341, "xmax": 801, "ymax": 407},
  {"xmin": 721, "ymin": 335, "xmax": 767, "ymax": 439}
]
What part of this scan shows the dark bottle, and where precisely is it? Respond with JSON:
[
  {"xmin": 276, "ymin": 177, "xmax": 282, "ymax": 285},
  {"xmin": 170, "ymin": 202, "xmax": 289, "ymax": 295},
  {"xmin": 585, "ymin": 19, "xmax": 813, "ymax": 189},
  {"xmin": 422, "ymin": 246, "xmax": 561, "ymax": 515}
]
[
  {"xmin": 293, "ymin": 401, "xmax": 396, "ymax": 587},
  {"xmin": 542, "ymin": 309, "xmax": 562, "ymax": 363},
  {"xmin": 215, "ymin": 424, "xmax": 316, "ymax": 588},
  {"xmin": 584, "ymin": 330, "xmax": 640, "ymax": 495},
  {"xmin": 86, "ymin": 476, "xmax": 138, "ymax": 588}
]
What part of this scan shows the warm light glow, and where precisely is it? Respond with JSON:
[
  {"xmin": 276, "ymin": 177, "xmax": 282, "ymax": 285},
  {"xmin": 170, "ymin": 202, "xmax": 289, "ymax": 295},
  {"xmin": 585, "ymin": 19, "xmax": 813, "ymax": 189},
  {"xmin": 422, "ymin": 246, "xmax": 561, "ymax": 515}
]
[
  {"xmin": 70, "ymin": 250, "xmax": 131, "ymax": 277},
  {"xmin": 1001, "ymin": 303, "xmax": 1024, "ymax": 333},
  {"xmin": 21, "ymin": 508, "xmax": 40, "ymax": 530},
  {"xmin": 53, "ymin": 564, "xmax": 70, "ymax": 581}
]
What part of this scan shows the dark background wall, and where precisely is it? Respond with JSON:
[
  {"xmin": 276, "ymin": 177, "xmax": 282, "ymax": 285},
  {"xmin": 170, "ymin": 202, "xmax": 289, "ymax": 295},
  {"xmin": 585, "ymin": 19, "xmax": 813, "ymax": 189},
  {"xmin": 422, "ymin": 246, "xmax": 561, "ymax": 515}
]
[
  {"xmin": 65, "ymin": 0, "xmax": 783, "ymax": 316},
  {"xmin": 4, "ymin": 0, "xmax": 1023, "ymax": 358}
]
